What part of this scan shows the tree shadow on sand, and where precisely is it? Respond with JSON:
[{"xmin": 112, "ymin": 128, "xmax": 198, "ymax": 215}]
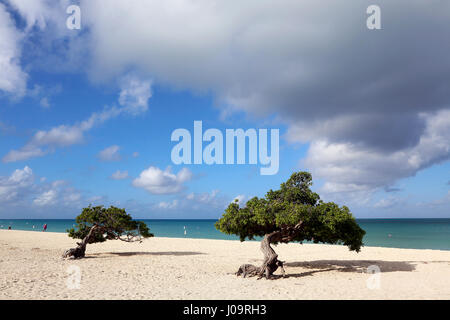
[
  {"xmin": 271, "ymin": 260, "xmax": 418, "ymax": 279},
  {"xmin": 85, "ymin": 251, "xmax": 205, "ymax": 258}
]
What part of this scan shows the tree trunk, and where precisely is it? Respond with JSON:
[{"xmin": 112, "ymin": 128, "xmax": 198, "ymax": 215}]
[
  {"xmin": 63, "ymin": 225, "xmax": 100, "ymax": 259},
  {"xmin": 236, "ymin": 221, "xmax": 303, "ymax": 279}
]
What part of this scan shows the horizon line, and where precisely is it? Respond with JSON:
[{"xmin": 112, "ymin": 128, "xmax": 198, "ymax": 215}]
[{"xmin": 2, "ymin": 217, "xmax": 450, "ymax": 220}]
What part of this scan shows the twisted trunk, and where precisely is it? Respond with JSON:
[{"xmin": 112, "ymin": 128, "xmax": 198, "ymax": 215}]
[
  {"xmin": 236, "ymin": 221, "xmax": 303, "ymax": 279},
  {"xmin": 63, "ymin": 224, "xmax": 100, "ymax": 259}
]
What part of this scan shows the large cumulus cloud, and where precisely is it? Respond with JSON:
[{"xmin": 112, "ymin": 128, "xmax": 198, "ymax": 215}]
[
  {"xmin": 4, "ymin": 0, "xmax": 450, "ymax": 196},
  {"xmin": 78, "ymin": 0, "xmax": 450, "ymax": 194}
]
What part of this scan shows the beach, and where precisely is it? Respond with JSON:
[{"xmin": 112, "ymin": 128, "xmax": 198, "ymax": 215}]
[{"xmin": 1, "ymin": 230, "xmax": 450, "ymax": 300}]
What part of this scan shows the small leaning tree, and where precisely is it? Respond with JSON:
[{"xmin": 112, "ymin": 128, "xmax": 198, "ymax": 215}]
[
  {"xmin": 63, "ymin": 205, "xmax": 153, "ymax": 259},
  {"xmin": 215, "ymin": 172, "xmax": 365, "ymax": 279}
]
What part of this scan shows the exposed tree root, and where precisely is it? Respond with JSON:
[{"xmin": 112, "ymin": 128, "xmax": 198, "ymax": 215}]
[
  {"xmin": 236, "ymin": 221, "xmax": 303, "ymax": 279},
  {"xmin": 63, "ymin": 225, "xmax": 99, "ymax": 259}
]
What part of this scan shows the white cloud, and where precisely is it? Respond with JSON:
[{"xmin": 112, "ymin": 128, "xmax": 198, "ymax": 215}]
[
  {"xmin": 63, "ymin": 189, "xmax": 81, "ymax": 203},
  {"xmin": 132, "ymin": 166, "xmax": 193, "ymax": 195},
  {"xmin": 373, "ymin": 197, "xmax": 401, "ymax": 209},
  {"xmin": 191, "ymin": 189, "xmax": 220, "ymax": 204},
  {"xmin": 33, "ymin": 125, "xmax": 85, "ymax": 146},
  {"xmin": 6, "ymin": 0, "xmax": 58, "ymax": 31},
  {"xmin": 0, "ymin": 0, "xmax": 71, "ymax": 97},
  {"xmin": 152, "ymin": 190, "xmax": 226, "ymax": 215},
  {"xmin": 9, "ymin": 166, "xmax": 33, "ymax": 184},
  {"xmin": 0, "ymin": 3, "xmax": 27, "ymax": 97},
  {"xmin": 2, "ymin": 106, "xmax": 121, "ymax": 162},
  {"xmin": 0, "ymin": 166, "xmax": 34, "ymax": 202},
  {"xmin": 0, "ymin": 166, "xmax": 80, "ymax": 210},
  {"xmin": 33, "ymin": 183, "xmax": 80, "ymax": 207},
  {"xmin": 118, "ymin": 74, "xmax": 152, "ymax": 115},
  {"xmin": 156, "ymin": 190, "xmax": 223, "ymax": 211},
  {"xmin": 0, "ymin": 166, "xmax": 85, "ymax": 213},
  {"xmin": 33, "ymin": 189, "xmax": 57, "ymax": 206},
  {"xmin": 110, "ymin": 170, "xmax": 129, "ymax": 180},
  {"xmin": 98, "ymin": 145, "xmax": 121, "ymax": 162},
  {"xmin": 0, "ymin": 167, "xmax": 92, "ymax": 218},
  {"xmin": 6, "ymin": 0, "xmax": 75, "ymax": 40},
  {"xmin": 3, "ymin": 78, "xmax": 151, "ymax": 162},
  {"xmin": 157, "ymin": 199, "xmax": 179, "ymax": 209},
  {"xmin": 304, "ymin": 110, "xmax": 450, "ymax": 195}
]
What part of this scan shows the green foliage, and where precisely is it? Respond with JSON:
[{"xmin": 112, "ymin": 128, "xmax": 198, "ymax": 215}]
[
  {"xmin": 215, "ymin": 172, "xmax": 365, "ymax": 252},
  {"xmin": 67, "ymin": 205, "xmax": 153, "ymax": 243}
]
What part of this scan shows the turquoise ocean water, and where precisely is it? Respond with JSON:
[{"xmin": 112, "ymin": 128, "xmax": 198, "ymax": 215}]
[{"xmin": 1, "ymin": 219, "xmax": 450, "ymax": 251}]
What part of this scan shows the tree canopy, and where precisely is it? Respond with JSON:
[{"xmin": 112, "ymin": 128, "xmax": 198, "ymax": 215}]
[
  {"xmin": 64, "ymin": 205, "xmax": 153, "ymax": 259},
  {"xmin": 67, "ymin": 205, "xmax": 153, "ymax": 243},
  {"xmin": 215, "ymin": 172, "xmax": 365, "ymax": 252}
]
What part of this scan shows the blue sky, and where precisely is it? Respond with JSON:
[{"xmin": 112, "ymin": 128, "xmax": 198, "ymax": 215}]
[{"xmin": 0, "ymin": 0, "xmax": 449, "ymax": 219}]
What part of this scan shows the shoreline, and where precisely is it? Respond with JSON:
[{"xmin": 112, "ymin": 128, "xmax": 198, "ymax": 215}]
[
  {"xmin": 3, "ymin": 218, "xmax": 450, "ymax": 252},
  {"xmin": 1, "ymin": 229, "xmax": 450, "ymax": 252},
  {"xmin": 1, "ymin": 229, "xmax": 450, "ymax": 299}
]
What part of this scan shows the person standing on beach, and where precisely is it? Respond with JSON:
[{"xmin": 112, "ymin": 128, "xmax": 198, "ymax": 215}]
[{"xmin": 43, "ymin": 224, "xmax": 47, "ymax": 232}]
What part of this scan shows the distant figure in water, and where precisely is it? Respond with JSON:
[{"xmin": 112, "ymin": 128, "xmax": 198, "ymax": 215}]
[
  {"xmin": 8, "ymin": 226, "xmax": 11, "ymax": 230},
  {"xmin": 43, "ymin": 224, "xmax": 47, "ymax": 232},
  {"xmin": 184, "ymin": 226, "xmax": 187, "ymax": 236}
]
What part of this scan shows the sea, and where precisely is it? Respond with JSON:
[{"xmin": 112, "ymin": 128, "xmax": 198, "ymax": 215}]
[{"xmin": 1, "ymin": 218, "xmax": 450, "ymax": 251}]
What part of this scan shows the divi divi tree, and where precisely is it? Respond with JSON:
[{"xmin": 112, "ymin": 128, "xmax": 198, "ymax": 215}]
[
  {"xmin": 63, "ymin": 205, "xmax": 153, "ymax": 259},
  {"xmin": 215, "ymin": 172, "xmax": 365, "ymax": 279}
]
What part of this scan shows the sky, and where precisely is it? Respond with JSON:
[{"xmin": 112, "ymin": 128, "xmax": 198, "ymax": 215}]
[{"xmin": 0, "ymin": 0, "xmax": 449, "ymax": 219}]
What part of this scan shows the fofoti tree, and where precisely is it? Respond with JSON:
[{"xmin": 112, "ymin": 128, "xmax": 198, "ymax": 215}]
[
  {"xmin": 63, "ymin": 205, "xmax": 153, "ymax": 259},
  {"xmin": 215, "ymin": 172, "xmax": 365, "ymax": 279}
]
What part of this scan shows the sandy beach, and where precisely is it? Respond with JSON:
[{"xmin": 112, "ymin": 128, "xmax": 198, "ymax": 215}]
[{"xmin": 1, "ymin": 230, "xmax": 450, "ymax": 300}]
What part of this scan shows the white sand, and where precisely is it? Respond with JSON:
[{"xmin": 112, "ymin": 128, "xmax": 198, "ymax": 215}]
[{"xmin": 1, "ymin": 230, "xmax": 450, "ymax": 300}]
